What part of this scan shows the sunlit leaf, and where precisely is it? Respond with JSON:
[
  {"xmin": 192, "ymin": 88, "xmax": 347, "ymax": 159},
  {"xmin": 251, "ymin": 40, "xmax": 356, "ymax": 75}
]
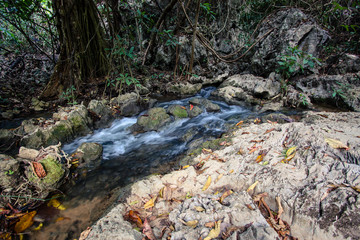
[
  {"xmin": 286, "ymin": 146, "xmax": 297, "ymax": 157},
  {"xmin": 202, "ymin": 176, "xmax": 212, "ymax": 191},
  {"xmin": 247, "ymin": 181, "xmax": 259, "ymax": 193},
  {"xmin": 14, "ymin": 211, "xmax": 37, "ymax": 233},
  {"xmin": 47, "ymin": 199, "xmax": 66, "ymax": 210},
  {"xmin": 129, "ymin": 200, "xmax": 139, "ymax": 206},
  {"xmin": 194, "ymin": 206, "xmax": 205, "ymax": 212},
  {"xmin": 256, "ymin": 154, "xmax": 264, "ymax": 163},
  {"xmin": 190, "ymin": 104, "xmax": 194, "ymax": 111},
  {"xmin": 0, "ymin": 233, "xmax": 11, "ymax": 240},
  {"xmin": 325, "ymin": 138, "xmax": 349, "ymax": 150},
  {"xmin": 179, "ymin": 218, "xmax": 198, "ymax": 228},
  {"xmin": 144, "ymin": 196, "xmax": 157, "ymax": 209},
  {"xmin": 229, "ymin": 169, "xmax": 234, "ymax": 174},
  {"xmin": 220, "ymin": 190, "xmax": 233, "ymax": 203},
  {"xmin": 33, "ymin": 223, "xmax": 43, "ymax": 231},
  {"xmin": 236, "ymin": 120, "xmax": 243, "ymax": 127},
  {"xmin": 204, "ymin": 220, "xmax": 221, "ymax": 240},
  {"xmin": 182, "ymin": 165, "xmax": 190, "ymax": 169}
]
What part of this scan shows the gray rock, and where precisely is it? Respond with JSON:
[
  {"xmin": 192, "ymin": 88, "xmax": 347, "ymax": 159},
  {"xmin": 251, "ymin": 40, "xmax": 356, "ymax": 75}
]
[
  {"xmin": 249, "ymin": 8, "xmax": 329, "ymax": 75},
  {"xmin": 284, "ymin": 85, "xmax": 312, "ymax": 108},
  {"xmin": 88, "ymin": 100, "xmax": 114, "ymax": 128},
  {"xmin": 327, "ymin": 53, "xmax": 360, "ymax": 75},
  {"xmin": 0, "ymin": 155, "xmax": 20, "ymax": 189},
  {"xmin": 73, "ymin": 142, "xmax": 103, "ymax": 169},
  {"xmin": 167, "ymin": 105, "xmax": 189, "ymax": 118},
  {"xmin": 136, "ymin": 107, "xmax": 172, "ymax": 132},
  {"xmin": 296, "ymin": 72, "xmax": 360, "ymax": 111},
  {"xmin": 189, "ymin": 98, "xmax": 221, "ymax": 112},
  {"xmin": 0, "ymin": 129, "xmax": 15, "ymax": 151},
  {"xmin": 187, "ymin": 105, "xmax": 203, "ymax": 118},
  {"xmin": 167, "ymin": 83, "xmax": 202, "ymax": 96}
]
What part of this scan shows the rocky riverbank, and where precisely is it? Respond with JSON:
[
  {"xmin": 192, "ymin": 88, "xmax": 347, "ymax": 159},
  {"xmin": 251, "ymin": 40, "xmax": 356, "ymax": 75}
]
[{"xmin": 81, "ymin": 111, "xmax": 360, "ymax": 240}]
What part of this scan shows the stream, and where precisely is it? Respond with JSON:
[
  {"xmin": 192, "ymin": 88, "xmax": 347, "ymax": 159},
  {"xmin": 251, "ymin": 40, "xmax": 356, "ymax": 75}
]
[{"xmin": 31, "ymin": 87, "xmax": 256, "ymax": 239}]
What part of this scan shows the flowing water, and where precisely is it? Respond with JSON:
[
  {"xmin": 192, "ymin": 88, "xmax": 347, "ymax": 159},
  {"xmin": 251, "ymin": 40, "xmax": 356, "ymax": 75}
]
[{"xmin": 31, "ymin": 87, "xmax": 255, "ymax": 239}]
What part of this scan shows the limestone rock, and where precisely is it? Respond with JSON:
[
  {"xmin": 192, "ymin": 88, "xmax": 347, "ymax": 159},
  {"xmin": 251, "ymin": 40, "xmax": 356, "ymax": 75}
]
[
  {"xmin": 0, "ymin": 154, "xmax": 20, "ymax": 189},
  {"xmin": 73, "ymin": 142, "xmax": 103, "ymax": 169},
  {"xmin": 167, "ymin": 82, "xmax": 202, "ymax": 96},
  {"xmin": 0, "ymin": 129, "xmax": 15, "ymax": 152},
  {"xmin": 189, "ymin": 97, "xmax": 220, "ymax": 112},
  {"xmin": 88, "ymin": 100, "xmax": 113, "ymax": 128}
]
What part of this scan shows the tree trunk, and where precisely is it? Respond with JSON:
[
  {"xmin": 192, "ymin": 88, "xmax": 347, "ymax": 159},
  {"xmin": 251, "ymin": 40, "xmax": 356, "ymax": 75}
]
[{"xmin": 41, "ymin": 0, "xmax": 109, "ymax": 99}]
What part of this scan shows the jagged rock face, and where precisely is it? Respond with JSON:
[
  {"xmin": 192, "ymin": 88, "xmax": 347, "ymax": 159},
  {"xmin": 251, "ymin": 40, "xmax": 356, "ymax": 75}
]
[
  {"xmin": 73, "ymin": 142, "xmax": 103, "ymax": 169},
  {"xmin": 296, "ymin": 72, "xmax": 360, "ymax": 111},
  {"xmin": 136, "ymin": 107, "xmax": 172, "ymax": 132},
  {"xmin": 249, "ymin": 8, "xmax": 330, "ymax": 76},
  {"xmin": 88, "ymin": 100, "xmax": 114, "ymax": 128}
]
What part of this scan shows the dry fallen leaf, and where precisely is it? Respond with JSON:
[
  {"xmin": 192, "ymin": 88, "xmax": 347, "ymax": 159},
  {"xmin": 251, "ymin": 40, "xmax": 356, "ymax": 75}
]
[
  {"xmin": 79, "ymin": 227, "xmax": 92, "ymax": 240},
  {"xmin": 325, "ymin": 138, "xmax": 349, "ymax": 150},
  {"xmin": 247, "ymin": 181, "xmax": 259, "ymax": 193},
  {"xmin": 229, "ymin": 169, "xmax": 234, "ymax": 174},
  {"xmin": 202, "ymin": 176, "xmax": 212, "ymax": 191},
  {"xmin": 143, "ymin": 218, "xmax": 156, "ymax": 240},
  {"xmin": 182, "ymin": 165, "xmax": 190, "ymax": 169},
  {"xmin": 33, "ymin": 223, "xmax": 43, "ymax": 231},
  {"xmin": 215, "ymin": 173, "xmax": 223, "ymax": 183},
  {"xmin": 190, "ymin": 104, "xmax": 194, "ymax": 111},
  {"xmin": 144, "ymin": 196, "xmax": 157, "ymax": 209},
  {"xmin": 127, "ymin": 210, "xmax": 143, "ymax": 227},
  {"xmin": 194, "ymin": 206, "xmax": 205, "ymax": 212},
  {"xmin": 220, "ymin": 190, "xmax": 233, "ymax": 203},
  {"xmin": 255, "ymin": 154, "xmax": 264, "ymax": 163},
  {"xmin": 204, "ymin": 220, "xmax": 221, "ymax": 240},
  {"xmin": 236, "ymin": 120, "xmax": 243, "ymax": 127},
  {"xmin": 179, "ymin": 218, "xmax": 198, "ymax": 228},
  {"xmin": 14, "ymin": 211, "xmax": 37, "ymax": 233},
  {"xmin": 264, "ymin": 128, "xmax": 275, "ymax": 134},
  {"xmin": 32, "ymin": 162, "xmax": 47, "ymax": 178}
]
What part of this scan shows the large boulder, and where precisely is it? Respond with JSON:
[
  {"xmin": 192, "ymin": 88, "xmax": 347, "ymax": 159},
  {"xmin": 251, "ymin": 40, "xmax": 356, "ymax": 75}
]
[
  {"xmin": 88, "ymin": 100, "xmax": 113, "ymax": 128},
  {"xmin": 211, "ymin": 74, "xmax": 281, "ymax": 106},
  {"xmin": 135, "ymin": 107, "xmax": 172, "ymax": 132},
  {"xmin": 167, "ymin": 82, "xmax": 202, "ymax": 96},
  {"xmin": 167, "ymin": 105, "xmax": 188, "ymax": 119},
  {"xmin": 249, "ymin": 8, "xmax": 329, "ymax": 76},
  {"xmin": 111, "ymin": 93, "xmax": 156, "ymax": 117}
]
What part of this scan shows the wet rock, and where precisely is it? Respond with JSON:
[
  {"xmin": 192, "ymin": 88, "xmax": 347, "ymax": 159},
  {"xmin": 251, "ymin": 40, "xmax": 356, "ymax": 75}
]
[
  {"xmin": 0, "ymin": 129, "xmax": 15, "ymax": 152},
  {"xmin": 167, "ymin": 105, "xmax": 188, "ymax": 118},
  {"xmin": 250, "ymin": 8, "xmax": 329, "ymax": 75},
  {"xmin": 167, "ymin": 82, "xmax": 202, "ymax": 96},
  {"xmin": 73, "ymin": 142, "xmax": 103, "ymax": 169},
  {"xmin": 18, "ymin": 147, "xmax": 40, "ymax": 160},
  {"xmin": 189, "ymin": 97, "xmax": 220, "ymax": 112},
  {"xmin": 25, "ymin": 155, "xmax": 65, "ymax": 190},
  {"xmin": 21, "ymin": 105, "xmax": 93, "ymax": 149},
  {"xmin": 88, "ymin": 100, "xmax": 113, "ymax": 128},
  {"xmin": 0, "ymin": 154, "xmax": 20, "ymax": 189},
  {"xmin": 135, "ymin": 107, "xmax": 171, "ymax": 132},
  {"xmin": 1, "ymin": 111, "xmax": 14, "ymax": 119},
  {"xmin": 212, "ymin": 74, "xmax": 281, "ymax": 106},
  {"xmin": 111, "ymin": 93, "xmax": 155, "ymax": 117},
  {"xmin": 296, "ymin": 72, "xmax": 360, "ymax": 111},
  {"xmin": 187, "ymin": 105, "xmax": 203, "ymax": 118}
]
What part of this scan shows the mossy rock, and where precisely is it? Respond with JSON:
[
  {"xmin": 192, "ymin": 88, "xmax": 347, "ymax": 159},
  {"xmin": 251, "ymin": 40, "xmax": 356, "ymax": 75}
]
[
  {"xmin": 0, "ymin": 155, "xmax": 20, "ymax": 188},
  {"xmin": 190, "ymin": 137, "xmax": 230, "ymax": 156},
  {"xmin": 137, "ymin": 107, "xmax": 171, "ymax": 131},
  {"xmin": 26, "ymin": 155, "xmax": 65, "ymax": 190},
  {"xmin": 187, "ymin": 105, "xmax": 203, "ymax": 118},
  {"xmin": 167, "ymin": 105, "xmax": 188, "ymax": 118}
]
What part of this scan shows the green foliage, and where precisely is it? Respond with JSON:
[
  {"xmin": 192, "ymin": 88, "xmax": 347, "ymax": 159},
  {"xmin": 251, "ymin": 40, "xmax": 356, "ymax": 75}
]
[
  {"xmin": 299, "ymin": 93, "xmax": 309, "ymax": 106},
  {"xmin": 332, "ymin": 81, "xmax": 349, "ymax": 100},
  {"xmin": 200, "ymin": 2, "xmax": 216, "ymax": 21},
  {"xmin": 277, "ymin": 46, "xmax": 321, "ymax": 80},
  {"xmin": 61, "ymin": 85, "xmax": 78, "ymax": 105},
  {"xmin": 159, "ymin": 29, "xmax": 180, "ymax": 49},
  {"xmin": 4, "ymin": 170, "xmax": 14, "ymax": 176}
]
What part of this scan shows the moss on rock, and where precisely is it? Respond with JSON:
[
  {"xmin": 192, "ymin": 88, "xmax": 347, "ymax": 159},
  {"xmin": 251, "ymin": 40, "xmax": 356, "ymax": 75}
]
[{"xmin": 168, "ymin": 105, "xmax": 188, "ymax": 118}]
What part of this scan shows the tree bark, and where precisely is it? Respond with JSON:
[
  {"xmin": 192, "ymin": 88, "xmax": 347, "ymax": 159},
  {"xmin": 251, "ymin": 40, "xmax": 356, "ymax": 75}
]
[{"xmin": 41, "ymin": 0, "xmax": 109, "ymax": 99}]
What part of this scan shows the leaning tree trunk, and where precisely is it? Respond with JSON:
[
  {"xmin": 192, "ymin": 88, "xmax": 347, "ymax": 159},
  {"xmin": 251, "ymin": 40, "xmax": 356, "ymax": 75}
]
[{"xmin": 41, "ymin": 0, "xmax": 109, "ymax": 99}]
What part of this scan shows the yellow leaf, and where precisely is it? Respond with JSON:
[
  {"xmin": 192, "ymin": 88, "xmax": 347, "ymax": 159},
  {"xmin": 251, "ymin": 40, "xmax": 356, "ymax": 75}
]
[
  {"xmin": 255, "ymin": 154, "xmax": 264, "ymax": 163},
  {"xmin": 14, "ymin": 211, "xmax": 37, "ymax": 233},
  {"xmin": 215, "ymin": 173, "xmax": 223, "ymax": 183},
  {"xmin": 229, "ymin": 169, "xmax": 234, "ymax": 174},
  {"xmin": 214, "ymin": 191, "xmax": 219, "ymax": 195},
  {"xmin": 0, "ymin": 233, "xmax": 11, "ymax": 240},
  {"xmin": 220, "ymin": 190, "xmax": 233, "ymax": 203},
  {"xmin": 159, "ymin": 187, "xmax": 164, "ymax": 198},
  {"xmin": 204, "ymin": 220, "xmax": 221, "ymax": 240},
  {"xmin": 247, "ymin": 181, "xmax": 259, "ymax": 193},
  {"xmin": 286, "ymin": 146, "xmax": 297, "ymax": 157},
  {"xmin": 194, "ymin": 206, "xmax": 205, "ymax": 212},
  {"xmin": 47, "ymin": 199, "xmax": 66, "ymax": 210},
  {"xmin": 33, "ymin": 223, "xmax": 43, "ymax": 231},
  {"xmin": 144, "ymin": 196, "xmax": 157, "ymax": 209},
  {"xmin": 129, "ymin": 200, "xmax": 139, "ymax": 206},
  {"xmin": 236, "ymin": 120, "xmax": 243, "ymax": 127},
  {"xmin": 182, "ymin": 165, "xmax": 190, "ymax": 169},
  {"xmin": 202, "ymin": 176, "xmax": 212, "ymax": 191},
  {"xmin": 325, "ymin": 138, "xmax": 349, "ymax": 150},
  {"xmin": 179, "ymin": 219, "xmax": 198, "ymax": 228}
]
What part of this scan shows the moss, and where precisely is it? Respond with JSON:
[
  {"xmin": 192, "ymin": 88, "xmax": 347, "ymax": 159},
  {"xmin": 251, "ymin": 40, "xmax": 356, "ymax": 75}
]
[
  {"xmin": 27, "ymin": 155, "xmax": 65, "ymax": 190},
  {"xmin": 189, "ymin": 137, "xmax": 231, "ymax": 157},
  {"xmin": 171, "ymin": 106, "xmax": 188, "ymax": 118}
]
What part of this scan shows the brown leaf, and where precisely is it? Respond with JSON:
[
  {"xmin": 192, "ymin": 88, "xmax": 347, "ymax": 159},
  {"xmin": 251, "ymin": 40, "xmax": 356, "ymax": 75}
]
[
  {"xmin": 202, "ymin": 148, "xmax": 213, "ymax": 154},
  {"xmin": 275, "ymin": 196, "xmax": 283, "ymax": 218},
  {"xmin": 255, "ymin": 154, "xmax": 264, "ymax": 163},
  {"xmin": 31, "ymin": 161, "xmax": 47, "ymax": 178},
  {"xmin": 179, "ymin": 218, "xmax": 198, "ymax": 228},
  {"xmin": 245, "ymin": 204, "xmax": 255, "ymax": 210},
  {"xmin": 219, "ymin": 190, "xmax": 233, "ymax": 204},
  {"xmin": 79, "ymin": 227, "xmax": 92, "ymax": 240},
  {"xmin": 14, "ymin": 211, "xmax": 37, "ymax": 233},
  {"xmin": 205, "ymin": 222, "xmax": 215, "ymax": 228},
  {"xmin": 250, "ymin": 139, "xmax": 264, "ymax": 143},
  {"xmin": 204, "ymin": 220, "xmax": 221, "ymax": 240},
  {"xmin": 241, "ymin": 132, "xmax": 250, "ymax": 135},
  {"xmin": 247, "ymin": 181, "xmax": 259, "ymax": 193},
  {"xmin": 127, "ymin": 210, "xmax": 143, "ymax": 228},
  {"xmin": 143, "ymin": 218, "xmax": 156, "ymax": 240},
  {"xmin": 264, "ymin": 128, "xmax": 275, "ymax": 134}
]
